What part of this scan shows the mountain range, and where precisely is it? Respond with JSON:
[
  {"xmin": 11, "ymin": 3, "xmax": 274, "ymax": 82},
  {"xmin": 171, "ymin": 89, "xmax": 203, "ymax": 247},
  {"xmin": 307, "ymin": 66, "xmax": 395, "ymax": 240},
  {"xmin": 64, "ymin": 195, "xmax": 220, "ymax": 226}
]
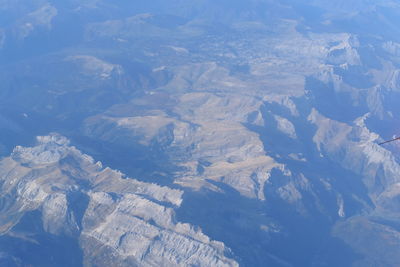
[{"xmin": 1, "ymin": 1, "xmax": 400, "ymax": 266}]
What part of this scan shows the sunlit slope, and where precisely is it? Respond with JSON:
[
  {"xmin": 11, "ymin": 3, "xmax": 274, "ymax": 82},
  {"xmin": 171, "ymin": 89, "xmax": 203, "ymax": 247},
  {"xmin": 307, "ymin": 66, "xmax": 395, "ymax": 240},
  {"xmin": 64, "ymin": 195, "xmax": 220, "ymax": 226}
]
[{"xmin": 0, "ymin": 0, "xmax": 400, "ymax": 266}]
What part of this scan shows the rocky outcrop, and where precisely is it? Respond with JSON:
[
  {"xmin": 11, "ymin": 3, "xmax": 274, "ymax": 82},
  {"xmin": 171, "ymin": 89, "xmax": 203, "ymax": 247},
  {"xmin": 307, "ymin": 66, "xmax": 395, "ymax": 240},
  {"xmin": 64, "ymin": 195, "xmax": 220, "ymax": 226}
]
[{"xmin": 0, "ymin": 134, "xmax": 238, "ymax": 267}]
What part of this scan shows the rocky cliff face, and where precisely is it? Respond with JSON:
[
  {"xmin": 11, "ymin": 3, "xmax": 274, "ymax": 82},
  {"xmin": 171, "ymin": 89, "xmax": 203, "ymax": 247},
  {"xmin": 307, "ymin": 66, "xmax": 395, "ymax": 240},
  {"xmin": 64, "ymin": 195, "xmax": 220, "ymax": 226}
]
[{"xmin": 0, "ymin": 134, "xmax": 237, "ymax": 266}]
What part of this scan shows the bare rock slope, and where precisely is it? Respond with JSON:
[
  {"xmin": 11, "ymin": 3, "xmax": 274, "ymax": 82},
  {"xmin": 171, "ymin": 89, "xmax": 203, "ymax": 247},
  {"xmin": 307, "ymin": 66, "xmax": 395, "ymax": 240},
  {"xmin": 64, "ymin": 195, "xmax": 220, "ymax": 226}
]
[{"xmin": 0, "ymin": 134, "xmax": 237, "ymax": 267}]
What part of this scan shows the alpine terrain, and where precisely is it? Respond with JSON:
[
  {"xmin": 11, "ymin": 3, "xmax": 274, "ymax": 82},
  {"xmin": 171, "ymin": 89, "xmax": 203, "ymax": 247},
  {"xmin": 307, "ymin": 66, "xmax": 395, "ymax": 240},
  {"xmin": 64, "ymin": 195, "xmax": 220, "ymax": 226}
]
[{"xmin": 1, "ymin": 0, "xmax": 400, "ymax": 266}]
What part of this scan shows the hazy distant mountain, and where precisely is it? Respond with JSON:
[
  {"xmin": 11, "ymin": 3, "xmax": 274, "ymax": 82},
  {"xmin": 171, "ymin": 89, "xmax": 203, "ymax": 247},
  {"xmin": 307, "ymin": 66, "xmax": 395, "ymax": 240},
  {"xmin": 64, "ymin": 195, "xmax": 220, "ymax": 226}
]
[{"xmin": 1, "ymin": 0, "xmax": 400, "ymax": 266}]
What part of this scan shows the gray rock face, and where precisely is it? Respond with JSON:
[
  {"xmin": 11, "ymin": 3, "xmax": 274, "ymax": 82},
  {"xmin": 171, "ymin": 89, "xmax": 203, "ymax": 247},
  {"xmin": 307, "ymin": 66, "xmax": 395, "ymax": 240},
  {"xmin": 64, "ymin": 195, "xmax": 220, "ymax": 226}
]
[
  {"xmin": 11, "ymin": 135, "xmax": 70, "ymax": 165},
  {"xmin": 0, "ymin": 134, "xmax": 237, "ymax": 267}
]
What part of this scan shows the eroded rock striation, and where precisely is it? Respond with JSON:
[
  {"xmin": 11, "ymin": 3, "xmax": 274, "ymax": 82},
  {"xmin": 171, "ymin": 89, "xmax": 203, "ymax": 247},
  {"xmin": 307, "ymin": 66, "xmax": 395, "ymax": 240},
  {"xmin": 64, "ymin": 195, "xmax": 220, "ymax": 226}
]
[{"xmin": 0, "ymin": 134, "xmax": 237, "ymax": 267}]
